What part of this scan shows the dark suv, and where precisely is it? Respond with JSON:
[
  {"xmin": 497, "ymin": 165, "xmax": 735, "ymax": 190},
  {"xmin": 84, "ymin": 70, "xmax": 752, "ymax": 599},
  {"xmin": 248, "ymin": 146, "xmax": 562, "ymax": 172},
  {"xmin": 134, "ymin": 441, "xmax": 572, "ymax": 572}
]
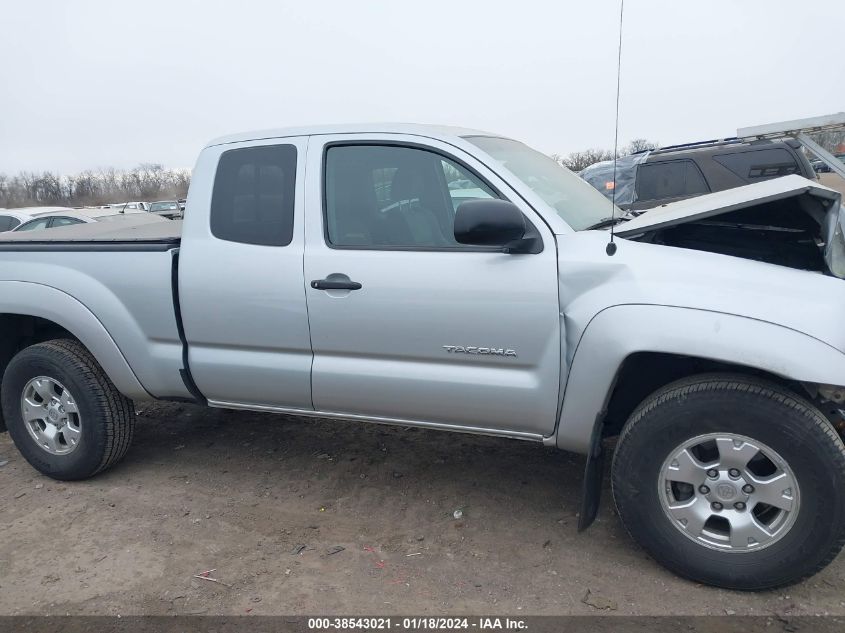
[{"xmin": 579, "ymin": 138, "xmax": 816, "ymax": 212}]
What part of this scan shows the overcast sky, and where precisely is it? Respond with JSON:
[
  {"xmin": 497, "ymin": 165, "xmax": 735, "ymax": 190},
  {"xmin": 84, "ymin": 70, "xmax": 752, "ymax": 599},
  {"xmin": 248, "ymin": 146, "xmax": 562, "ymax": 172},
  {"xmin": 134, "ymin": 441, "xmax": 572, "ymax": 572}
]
[{"xmin": 1, "ymin": 0, "xmax": 843, "ymax": 174}]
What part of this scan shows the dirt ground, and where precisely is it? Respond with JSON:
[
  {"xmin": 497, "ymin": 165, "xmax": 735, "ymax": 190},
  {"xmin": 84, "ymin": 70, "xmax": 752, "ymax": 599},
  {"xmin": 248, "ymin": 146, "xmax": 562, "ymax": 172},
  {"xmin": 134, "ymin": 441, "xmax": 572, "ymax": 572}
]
[{"xmin": 2, "ymin": 402, "xmax": 845, "ymax": 617}]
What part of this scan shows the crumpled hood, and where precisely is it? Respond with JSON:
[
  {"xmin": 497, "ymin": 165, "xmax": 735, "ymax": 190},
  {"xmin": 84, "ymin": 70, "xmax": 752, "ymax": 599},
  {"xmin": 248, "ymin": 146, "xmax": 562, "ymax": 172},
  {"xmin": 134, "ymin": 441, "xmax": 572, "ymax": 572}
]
[
  {"xmin": 612, "ymin": 174, "xmax": 845, "ymax": 280},
  {"xmin": 558, "ymin": 231, "xmax": 845, "ymax": 354},
  {"xmin": 615, "ymin": 174, "xmax": 840, "ymax": 236}
]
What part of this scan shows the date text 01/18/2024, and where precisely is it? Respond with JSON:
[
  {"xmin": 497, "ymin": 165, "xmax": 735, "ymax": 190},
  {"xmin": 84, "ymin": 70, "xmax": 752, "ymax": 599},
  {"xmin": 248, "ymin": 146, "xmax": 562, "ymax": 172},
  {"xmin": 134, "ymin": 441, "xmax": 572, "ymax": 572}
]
[{"xmin": 307, "ymin": 617, "xmax": 528, "ymax": 630}]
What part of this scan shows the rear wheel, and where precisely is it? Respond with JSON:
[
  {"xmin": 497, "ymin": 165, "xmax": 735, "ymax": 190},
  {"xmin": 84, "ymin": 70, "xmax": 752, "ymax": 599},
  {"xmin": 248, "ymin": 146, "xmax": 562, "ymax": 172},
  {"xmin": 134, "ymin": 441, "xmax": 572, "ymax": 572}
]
[
  {"xmin": 611, "ymin": 374, "xmax": 845, "ymax": 590},
  {"xmin": 1, "ymin": 339, "xmax": 135, "ymax": 480}
]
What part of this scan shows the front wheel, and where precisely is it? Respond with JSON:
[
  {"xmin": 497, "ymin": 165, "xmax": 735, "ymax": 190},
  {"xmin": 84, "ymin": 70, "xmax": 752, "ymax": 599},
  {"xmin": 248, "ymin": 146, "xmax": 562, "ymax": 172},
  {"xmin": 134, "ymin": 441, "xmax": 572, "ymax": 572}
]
[
  {"xmin": 1, "ymin": 339, "xmax": 135, "ymax": 480},
  {"xmin": 611, "ymin": 374, "xmax": 845, "ymax": 590}
]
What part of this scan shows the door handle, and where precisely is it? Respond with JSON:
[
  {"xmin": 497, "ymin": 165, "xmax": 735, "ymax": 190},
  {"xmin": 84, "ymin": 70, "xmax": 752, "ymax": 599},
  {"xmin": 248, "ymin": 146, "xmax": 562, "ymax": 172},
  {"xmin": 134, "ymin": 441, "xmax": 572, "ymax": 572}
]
[{"xmin": 311, "ymin": 278, "xmax": 363, "ymax": 291}]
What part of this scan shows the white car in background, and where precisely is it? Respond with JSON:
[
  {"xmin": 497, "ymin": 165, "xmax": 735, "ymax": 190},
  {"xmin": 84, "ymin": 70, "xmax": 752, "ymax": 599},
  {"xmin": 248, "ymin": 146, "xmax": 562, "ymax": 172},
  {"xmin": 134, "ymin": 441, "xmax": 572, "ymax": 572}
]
[
  {"xmin": 0, "ymin": 206, "xmax": 76, "ymax": 232},
  {"xmin": 12, "ymin": 207, "xmax": 167, "ymax": 232},
  {"xmin": 105, "ymin": 201, "xmax": 150, "ymax": 212}
]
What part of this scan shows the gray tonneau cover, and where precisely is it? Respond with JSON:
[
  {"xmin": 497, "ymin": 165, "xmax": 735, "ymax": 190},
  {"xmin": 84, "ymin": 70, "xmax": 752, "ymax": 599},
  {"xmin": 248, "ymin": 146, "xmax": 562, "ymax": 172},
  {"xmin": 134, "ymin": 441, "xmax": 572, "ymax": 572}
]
[{"xmin": 0, "ymin": 219, "xmax": 182, "ymax": 243}]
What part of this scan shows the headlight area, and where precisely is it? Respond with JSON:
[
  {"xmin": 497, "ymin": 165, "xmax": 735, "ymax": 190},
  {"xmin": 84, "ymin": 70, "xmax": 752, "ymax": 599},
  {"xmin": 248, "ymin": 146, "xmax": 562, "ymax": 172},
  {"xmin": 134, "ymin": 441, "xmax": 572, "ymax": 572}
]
[{"xmin": 823, "ymin": 199, "xmax": 845, "ymax": 279}]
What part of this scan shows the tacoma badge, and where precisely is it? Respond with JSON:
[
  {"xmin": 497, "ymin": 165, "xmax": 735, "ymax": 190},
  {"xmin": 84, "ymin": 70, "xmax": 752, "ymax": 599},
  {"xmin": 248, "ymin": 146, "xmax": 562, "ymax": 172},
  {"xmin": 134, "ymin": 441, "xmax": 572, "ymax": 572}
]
[{"xmin": 443, "ymin": 345, "xmax": 517, "ymax": 357}]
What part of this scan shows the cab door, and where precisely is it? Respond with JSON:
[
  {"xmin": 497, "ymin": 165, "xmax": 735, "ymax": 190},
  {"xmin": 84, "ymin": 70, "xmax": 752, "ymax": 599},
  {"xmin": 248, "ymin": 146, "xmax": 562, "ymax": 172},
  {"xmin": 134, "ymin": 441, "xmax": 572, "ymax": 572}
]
[
  {"xmin": 303, "ymin": 134, "xmax": 562, "ymax": 437},
  {"xmin": 179, "ymin": 137, "xmax": 314, "ymax": 409}
]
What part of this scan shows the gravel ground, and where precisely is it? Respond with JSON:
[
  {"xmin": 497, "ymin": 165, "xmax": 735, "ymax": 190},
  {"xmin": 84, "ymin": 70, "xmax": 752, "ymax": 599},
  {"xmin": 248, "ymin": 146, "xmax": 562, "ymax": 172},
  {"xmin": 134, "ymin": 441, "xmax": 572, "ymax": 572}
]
[
  {"xmin": 1, "ymin": 401, "xmax": 845, "ymax": 616},
  {"xmin": 819, "ymin": 173, "xmax": 845, "ymax": 196}
]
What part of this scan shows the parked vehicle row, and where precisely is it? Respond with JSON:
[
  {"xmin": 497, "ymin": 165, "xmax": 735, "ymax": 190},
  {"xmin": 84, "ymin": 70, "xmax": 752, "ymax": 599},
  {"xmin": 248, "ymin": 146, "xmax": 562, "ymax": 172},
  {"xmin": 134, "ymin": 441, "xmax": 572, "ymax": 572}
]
[
  {"xmin": 1, "ymin": 124, "xmax": 844, "ymax": 591},
  {"xmin": 104, "ymin": 201, "xmax": 151, "ymax": 213},
  {"xmin": 13, "ymin": 208, "xmax": 168, "ymax": 232},
  {"xmin": 0, "ymin": 200, "xmax": 183, "ymax": 234},
  {"xmin": 102, "ymin": 200, "xmax": 185, "ymax": 218}
]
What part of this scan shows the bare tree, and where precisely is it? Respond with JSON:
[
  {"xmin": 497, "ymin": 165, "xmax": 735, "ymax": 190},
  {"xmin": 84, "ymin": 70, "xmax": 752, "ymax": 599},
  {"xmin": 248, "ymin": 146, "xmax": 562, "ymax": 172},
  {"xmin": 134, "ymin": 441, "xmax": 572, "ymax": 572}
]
[
  {"xmin": 810, "ymin": 130, "xmax": 845, "ymax": 154},
  {"xmin": 556, "ymin": 148, "xmax": 614, "ymax": 172},
  {"xmin": 624, "ymin": 138, "xmax": 659, "ymax": 154},
  {"xmin": 553, "ymin": 139, "xmax": 660, "ymax": 172}
]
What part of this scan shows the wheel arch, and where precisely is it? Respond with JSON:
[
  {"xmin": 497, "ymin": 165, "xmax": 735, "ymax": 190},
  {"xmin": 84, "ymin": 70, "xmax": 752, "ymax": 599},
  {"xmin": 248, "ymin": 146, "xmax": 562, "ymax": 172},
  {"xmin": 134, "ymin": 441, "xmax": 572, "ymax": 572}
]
[
  {"xmin": 562, "ymin": 304, "xmax": 845, "ymax": 532},
  {"xmin": 0, "ymin": 283, "xmax": 149, "ymax": 433},
  {"xmin": 600, "ymin": 352, "xmax": 808, "ymax": 439},
  {"xmin": 557, "ymin": 304, "xmax": 845, "ymax": 454}
]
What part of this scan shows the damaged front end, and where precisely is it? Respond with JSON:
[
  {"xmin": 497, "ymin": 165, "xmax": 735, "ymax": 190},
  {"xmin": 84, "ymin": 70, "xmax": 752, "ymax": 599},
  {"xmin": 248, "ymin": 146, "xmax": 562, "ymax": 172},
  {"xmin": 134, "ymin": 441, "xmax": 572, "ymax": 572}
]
[
  {"xmin": 616, "ymin": 175, "xmax": 845, "ymax": 278},
  {"xmin": 822, "ymin": 199, "xmax": 845, "ymax": 278},
  {"xmin": 804, "ymin": 383, "xmax": 845, "ymax": 440}
]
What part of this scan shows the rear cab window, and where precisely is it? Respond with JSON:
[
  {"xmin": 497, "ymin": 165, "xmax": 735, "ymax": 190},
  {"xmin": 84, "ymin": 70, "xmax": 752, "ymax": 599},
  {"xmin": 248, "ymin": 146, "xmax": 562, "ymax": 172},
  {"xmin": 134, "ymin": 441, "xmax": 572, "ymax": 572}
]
[{"xmin": 210, "ymin": 144, "xmax": 297, "ymax": 246}]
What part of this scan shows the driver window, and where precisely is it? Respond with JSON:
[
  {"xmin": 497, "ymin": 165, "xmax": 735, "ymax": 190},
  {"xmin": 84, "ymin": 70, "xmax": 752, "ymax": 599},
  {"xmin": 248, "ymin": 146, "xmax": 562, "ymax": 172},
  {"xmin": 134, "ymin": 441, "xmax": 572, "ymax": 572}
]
[{"xmin": 325, "ymin": 145, "xmax": 497, "ymax": 248}]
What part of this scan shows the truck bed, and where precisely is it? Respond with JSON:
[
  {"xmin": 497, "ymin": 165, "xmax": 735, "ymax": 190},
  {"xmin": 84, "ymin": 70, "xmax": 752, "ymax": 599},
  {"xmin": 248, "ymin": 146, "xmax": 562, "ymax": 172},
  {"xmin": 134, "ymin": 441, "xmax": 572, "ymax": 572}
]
[
  {"xmin": 0, "ymin": 219, "xmax": 181, "ymax": 249},
  {"xmin": 0, "ymin": 219, "xmax": 189, "ymax": 400}
]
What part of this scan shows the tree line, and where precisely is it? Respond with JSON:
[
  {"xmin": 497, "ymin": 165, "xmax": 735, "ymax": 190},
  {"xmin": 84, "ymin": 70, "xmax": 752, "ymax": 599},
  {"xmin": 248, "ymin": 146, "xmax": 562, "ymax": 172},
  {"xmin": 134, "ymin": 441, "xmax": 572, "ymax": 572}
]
[{"xmin": 0, "ymin": 164, "xmax": 190, "ymax": 209}]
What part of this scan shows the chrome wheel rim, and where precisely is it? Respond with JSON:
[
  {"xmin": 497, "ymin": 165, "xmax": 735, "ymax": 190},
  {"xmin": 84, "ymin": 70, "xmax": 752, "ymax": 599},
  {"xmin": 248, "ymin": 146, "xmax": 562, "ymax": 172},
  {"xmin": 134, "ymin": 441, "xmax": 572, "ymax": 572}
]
[
  {"xmin": 658, "ymin": 432, "xmax": 800, "ymax": 552},
  {"xmin": 21, "ymin": 376, "xmax": 82, "ymax": 455}
]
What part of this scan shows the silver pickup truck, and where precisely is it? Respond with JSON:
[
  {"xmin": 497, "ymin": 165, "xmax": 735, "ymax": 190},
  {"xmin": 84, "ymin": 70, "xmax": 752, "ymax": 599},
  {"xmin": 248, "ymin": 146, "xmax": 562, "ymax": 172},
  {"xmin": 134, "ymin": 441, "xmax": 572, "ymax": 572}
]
[{"xmin": 2, "ymin": 124, "xmax": 845, "ymax": 591}]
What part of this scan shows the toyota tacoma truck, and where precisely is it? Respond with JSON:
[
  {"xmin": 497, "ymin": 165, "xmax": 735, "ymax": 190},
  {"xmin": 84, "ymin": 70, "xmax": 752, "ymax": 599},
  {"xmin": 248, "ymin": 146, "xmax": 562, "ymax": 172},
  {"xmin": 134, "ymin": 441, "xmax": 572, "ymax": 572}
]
[{"xmin": 2, "ymin": 124, "xmax": 845, "ymax": 591}]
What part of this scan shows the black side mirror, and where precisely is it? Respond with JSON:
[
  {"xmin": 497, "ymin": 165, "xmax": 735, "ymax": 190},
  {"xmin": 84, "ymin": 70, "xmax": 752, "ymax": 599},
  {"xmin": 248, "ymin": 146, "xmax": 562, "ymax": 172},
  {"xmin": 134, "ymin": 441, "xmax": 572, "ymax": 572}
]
[{"xmin": 454, "ymin": 199, "xmax": 526, "ymax": 249}]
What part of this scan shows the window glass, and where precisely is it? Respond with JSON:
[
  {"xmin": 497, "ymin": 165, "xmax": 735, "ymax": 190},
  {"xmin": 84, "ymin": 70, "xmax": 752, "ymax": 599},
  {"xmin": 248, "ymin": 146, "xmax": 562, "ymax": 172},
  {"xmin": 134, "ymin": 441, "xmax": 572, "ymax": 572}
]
[
  {"xmin": 441, "ymin": 159, "xmax": 495, "ymax": 212},
  {"xmin": 325, "ymin": 145, "xmax": 497, "ymax": 248},
  {"xmin": 0, "ymin": 215, "xmax": 16, "ymax": 231},
  {"xmin": 714, "ymin": 148, "xmax": 799, "ymax": 180},
  {"xmin": 50, "ymin": 217, "xmax": 83, "ymax": 228},
  {"xmin": 16, "ymin": 218, "xmax": 50, "ymax": 232},
  {"xmin": 636, "ymin": 160, "xmax": 709, "ymax": 202},
  {"xmin": 211, "ymin": 144, "xmax": 297, "ymax": 246}
]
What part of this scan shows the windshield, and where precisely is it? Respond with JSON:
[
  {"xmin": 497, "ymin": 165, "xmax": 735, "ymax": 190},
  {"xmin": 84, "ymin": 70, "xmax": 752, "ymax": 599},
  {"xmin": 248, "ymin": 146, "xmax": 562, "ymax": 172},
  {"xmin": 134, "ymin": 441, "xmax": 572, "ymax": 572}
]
[{"xmin": 465, "ymin": 136, "xmax": 620, "ymax": 231}]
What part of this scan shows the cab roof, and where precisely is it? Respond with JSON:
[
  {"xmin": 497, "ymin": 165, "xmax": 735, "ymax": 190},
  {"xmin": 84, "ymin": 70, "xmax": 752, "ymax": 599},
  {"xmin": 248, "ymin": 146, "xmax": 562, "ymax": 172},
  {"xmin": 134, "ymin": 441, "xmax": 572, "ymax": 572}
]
[{"xmin": 206, "ymin": 123, "xmax": 503, "ymax": 148}]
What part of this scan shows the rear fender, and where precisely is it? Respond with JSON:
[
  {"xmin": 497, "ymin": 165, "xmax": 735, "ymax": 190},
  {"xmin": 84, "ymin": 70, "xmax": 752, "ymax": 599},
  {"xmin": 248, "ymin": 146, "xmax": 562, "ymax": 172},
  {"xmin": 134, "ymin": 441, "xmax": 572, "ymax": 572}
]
[{"xmin": 0, "ymin": 281, "xmax": 149, "ymax": 400}]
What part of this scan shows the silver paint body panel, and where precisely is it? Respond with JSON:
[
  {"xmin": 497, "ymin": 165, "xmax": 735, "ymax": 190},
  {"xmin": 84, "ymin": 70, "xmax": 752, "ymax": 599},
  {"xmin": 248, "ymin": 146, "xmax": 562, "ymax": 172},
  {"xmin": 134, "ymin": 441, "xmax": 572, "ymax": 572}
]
[
  {"xmin": 178, "ymin": 136, "xmax": 314, "ymax": 409},
  {"xmin": 0, "ymin": 254, "xmax": 183, "ymax": 400},
  {"xmin": 302, "ymin": 134, "xmax": 562, "ymax": 435},
  {"xmin": 1, "ymin": 124, "xmax": 843, "ymax": 454}
]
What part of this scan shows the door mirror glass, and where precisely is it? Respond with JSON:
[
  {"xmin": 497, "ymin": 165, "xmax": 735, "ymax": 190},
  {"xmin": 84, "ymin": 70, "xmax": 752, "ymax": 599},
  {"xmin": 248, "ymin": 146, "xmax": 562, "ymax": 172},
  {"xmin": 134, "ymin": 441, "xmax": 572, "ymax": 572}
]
[{"xmin": 454, "ymin": 199, "xmax": 526, "ymax": 247}]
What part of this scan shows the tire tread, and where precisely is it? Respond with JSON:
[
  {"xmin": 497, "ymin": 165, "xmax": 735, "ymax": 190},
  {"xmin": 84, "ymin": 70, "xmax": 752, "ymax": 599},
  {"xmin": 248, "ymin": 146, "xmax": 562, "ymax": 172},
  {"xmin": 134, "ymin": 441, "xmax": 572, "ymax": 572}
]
[
  {"xmin": 4, "ymin": 338, "xmax": 135, "ymax": 477},
  {"xmin": 612, "ymin": 373, "xmax": 845, "ymax": 590}
]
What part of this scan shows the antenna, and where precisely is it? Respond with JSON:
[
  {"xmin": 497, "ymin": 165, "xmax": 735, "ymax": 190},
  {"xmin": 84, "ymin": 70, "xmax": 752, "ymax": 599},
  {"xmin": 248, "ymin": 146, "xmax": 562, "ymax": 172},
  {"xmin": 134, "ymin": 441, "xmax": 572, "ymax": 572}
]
[{"xmin": 606, "ymin": 0, "xmax": 624, "ymax": 257}]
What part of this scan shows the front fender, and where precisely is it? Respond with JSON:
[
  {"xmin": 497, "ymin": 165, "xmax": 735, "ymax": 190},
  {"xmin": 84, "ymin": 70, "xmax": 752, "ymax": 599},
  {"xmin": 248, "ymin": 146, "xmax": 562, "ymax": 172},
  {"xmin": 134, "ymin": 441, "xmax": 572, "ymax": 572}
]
[
  {"xmin": 0, "ymin": 281, "xmax": 149, "ymax": 400},
  {"xmin": 555, "ymin": 304, "xmax": 845, "ymax": 453}
]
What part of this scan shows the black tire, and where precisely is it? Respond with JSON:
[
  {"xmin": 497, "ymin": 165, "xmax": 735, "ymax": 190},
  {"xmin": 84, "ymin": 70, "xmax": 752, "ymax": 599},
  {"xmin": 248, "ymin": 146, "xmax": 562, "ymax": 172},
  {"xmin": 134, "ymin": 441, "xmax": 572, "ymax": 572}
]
[
  {"xmin": 1, "ymin": 339, "xmax": 135, "ymax": 480},
  {"xmin": 611, "ymin": 373, "xmax": 845, "ymax": 590}
]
